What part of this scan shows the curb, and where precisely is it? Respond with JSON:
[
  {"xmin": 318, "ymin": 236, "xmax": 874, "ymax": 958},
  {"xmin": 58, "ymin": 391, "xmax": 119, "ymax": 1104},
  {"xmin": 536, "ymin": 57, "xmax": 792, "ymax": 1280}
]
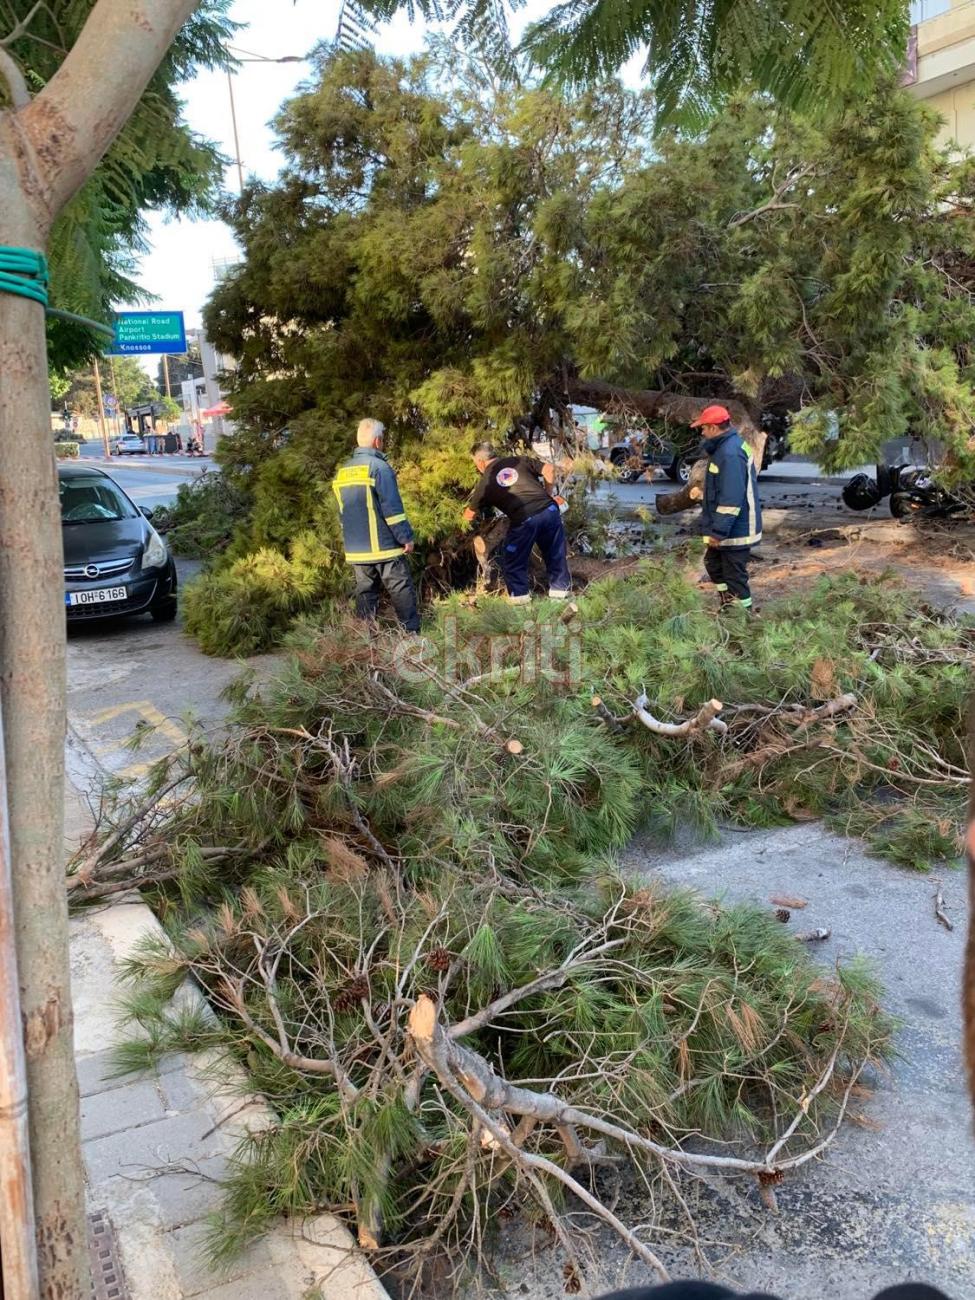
[{"xmin": 89, "ymin": 457, "xmax": 214, "ymax": 478}]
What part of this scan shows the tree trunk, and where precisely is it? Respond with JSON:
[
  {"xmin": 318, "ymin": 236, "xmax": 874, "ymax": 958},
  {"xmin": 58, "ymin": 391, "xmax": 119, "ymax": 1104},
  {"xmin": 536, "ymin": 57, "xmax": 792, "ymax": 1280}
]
[
  {"xmin": 0, "ymin": 176, "xmax": 87, "ymax": 1298},
  {"xmin": 655, "ymin": 459, "xmax": 706, "ymax": 515},
  {"xmin": 563, "ymin": 377, "xmax": 760, "ymax": 441},
  {"xmin": 0, "ymin": 3, "xmax": 201, "ymax": 1292}
]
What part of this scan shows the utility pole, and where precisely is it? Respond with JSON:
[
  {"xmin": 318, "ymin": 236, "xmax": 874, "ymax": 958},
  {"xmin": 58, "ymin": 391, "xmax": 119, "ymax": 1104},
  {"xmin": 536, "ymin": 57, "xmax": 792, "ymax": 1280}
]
[
  {"xmin": 162, "ymin": 353, "xmax": 171, "ymax": 398},
  {"xmin": 227, "ymin": 69, "xmax": 244, "ymax": 193},
  {"xmin": 107, "ymin": 354, "xmax": 122, "ymax": 436},
  {"xmin": 92, "ymin": 358, "xmax": 111, "ymax": 457},
  {"xmin": 225, "ymin": 50, "xmax": 304, "ymax": 196}
]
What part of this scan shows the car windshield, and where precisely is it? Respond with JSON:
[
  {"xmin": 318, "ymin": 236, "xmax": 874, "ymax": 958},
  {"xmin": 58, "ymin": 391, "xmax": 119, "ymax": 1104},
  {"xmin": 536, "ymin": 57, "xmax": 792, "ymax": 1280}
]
[{"xmin": 60, "ymin": 477, "xmax": 138, "ymax": 524}]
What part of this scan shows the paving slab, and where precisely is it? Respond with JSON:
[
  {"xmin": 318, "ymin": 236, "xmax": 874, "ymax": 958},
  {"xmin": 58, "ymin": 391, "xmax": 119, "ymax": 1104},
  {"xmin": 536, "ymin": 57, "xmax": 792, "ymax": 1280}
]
[
  {"xmin": 165, "ymin": 1221, "xmax": 278, "ymax": 1297},
  {"xmin": 81, "ymin": 1077, "xmax": 168, "ymax": 1140}
]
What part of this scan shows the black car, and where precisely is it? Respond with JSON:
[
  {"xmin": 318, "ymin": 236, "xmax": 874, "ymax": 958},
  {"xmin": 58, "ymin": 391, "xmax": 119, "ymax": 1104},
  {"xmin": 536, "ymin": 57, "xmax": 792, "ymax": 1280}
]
[
  {"xmin": 609, "ymin": 412, "xmax": 789, "ymax": 485},
  {"xmin": 60, "ymin": 464, "xmax": 177, "ymax": 623}
]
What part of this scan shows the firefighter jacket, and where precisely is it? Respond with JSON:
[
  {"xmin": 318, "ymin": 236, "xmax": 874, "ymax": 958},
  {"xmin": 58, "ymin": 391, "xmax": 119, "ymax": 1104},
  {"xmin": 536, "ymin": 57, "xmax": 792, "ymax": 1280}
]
[
  {"xmin": 700, "ymin": 428, "xmax": 763, "ymax": 548},
  {"xmin": 331, "ymin": 448, "xmax": 414, "ymax": 564}
]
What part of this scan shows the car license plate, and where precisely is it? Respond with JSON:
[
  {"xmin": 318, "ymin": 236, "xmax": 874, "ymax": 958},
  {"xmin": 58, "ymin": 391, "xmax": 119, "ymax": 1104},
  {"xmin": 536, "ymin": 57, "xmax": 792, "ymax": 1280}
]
[{"xmin": 66, "ymin": 586, "xmax": 127, "ymax": 607}]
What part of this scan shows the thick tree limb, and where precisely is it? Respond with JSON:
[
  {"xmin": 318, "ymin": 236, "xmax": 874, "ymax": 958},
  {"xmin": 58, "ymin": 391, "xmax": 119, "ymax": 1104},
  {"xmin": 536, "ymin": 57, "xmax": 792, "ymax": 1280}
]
[
  {"xmin": 634, "ymin": 693, "xmax": 727, "ymax": 737},
  {"xmin": 564, "ymin": 378, "xmax": 758, "ymax": 439},
  {"xmin": 655, "ymin": 459, "xmax": 706, "ymax": 515},
  {"xmin": 19, "ymin": 0, "xmax": 200, "ymax": 227}
]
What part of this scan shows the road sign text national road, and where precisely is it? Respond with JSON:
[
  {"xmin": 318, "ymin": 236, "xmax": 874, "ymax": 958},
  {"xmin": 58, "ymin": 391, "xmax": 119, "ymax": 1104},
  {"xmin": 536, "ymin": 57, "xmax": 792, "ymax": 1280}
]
[{"xmin": 108, "ymin": 311, "xmax": 187, "ymax": 356}]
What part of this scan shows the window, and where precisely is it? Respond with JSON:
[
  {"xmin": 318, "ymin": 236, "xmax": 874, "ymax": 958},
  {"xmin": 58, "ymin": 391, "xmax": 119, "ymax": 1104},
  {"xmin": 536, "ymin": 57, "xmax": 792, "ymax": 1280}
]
[
  {"xmin": 911, "ymin": 0, "xmax": 951, "ymax": 23},
  {"xmin": 60, "ymin": 477, "xmax": 138, "ymax": 523}
]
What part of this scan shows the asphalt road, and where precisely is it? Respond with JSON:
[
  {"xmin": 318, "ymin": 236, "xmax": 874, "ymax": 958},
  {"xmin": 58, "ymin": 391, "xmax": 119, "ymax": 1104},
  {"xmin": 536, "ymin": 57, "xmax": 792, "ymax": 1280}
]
[{"xmin": 77, "ymin": 441, "xmax": 216, "ymax": 510}]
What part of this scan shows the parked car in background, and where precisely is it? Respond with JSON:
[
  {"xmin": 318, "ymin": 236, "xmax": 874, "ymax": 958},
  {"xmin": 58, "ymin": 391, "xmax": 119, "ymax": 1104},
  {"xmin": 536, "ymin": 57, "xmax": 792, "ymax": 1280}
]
[
  {"xmin": 60, "ymin": 464, "xmax": 177, "ymax": 624},
  {"xmin": 112, "ymin": 433, "xmax": 147, "ymax": 455},
  {"xmin": 610, "ymin": 435, "xmax": 698, "ymax": 484},
  {"xmin": 609, "ymin": 410, "xmax": 790, "ymax": 484}
]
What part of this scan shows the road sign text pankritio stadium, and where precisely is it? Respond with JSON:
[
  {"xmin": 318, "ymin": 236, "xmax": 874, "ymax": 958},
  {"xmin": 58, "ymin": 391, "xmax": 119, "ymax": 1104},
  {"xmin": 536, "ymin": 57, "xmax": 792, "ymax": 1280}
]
[{"xmin": 109, "ymin": 312, "xmax": 187, "ymax": 356}]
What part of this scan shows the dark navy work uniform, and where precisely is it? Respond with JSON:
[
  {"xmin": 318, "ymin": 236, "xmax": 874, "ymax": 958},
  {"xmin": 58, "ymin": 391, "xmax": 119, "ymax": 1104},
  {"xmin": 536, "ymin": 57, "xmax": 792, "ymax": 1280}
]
[
  {"xmin": 331, "ymin": 446, "xmax": 420, "ymax": 631},
  {"xmin": 468, "ymin": 456, "xmax": 571, "ymax": 598}
]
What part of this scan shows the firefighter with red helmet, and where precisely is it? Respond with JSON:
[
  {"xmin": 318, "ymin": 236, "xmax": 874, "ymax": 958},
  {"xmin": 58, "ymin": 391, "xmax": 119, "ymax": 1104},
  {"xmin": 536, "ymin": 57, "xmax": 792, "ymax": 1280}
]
[{"xmin": 690, "ymin": 405, "xmax": 763, "ymax": 612}]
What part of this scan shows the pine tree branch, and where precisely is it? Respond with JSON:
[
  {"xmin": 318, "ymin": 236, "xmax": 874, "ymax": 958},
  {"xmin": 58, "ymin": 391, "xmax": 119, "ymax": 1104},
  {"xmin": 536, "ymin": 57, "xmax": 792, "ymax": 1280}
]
[
  {"xmin": 728, "ymin": 163, "xmax": 817, "ymax": 228},
  {"xmin": 409, "ymin": 994, "xmax": 863, "ymax": 1178}
]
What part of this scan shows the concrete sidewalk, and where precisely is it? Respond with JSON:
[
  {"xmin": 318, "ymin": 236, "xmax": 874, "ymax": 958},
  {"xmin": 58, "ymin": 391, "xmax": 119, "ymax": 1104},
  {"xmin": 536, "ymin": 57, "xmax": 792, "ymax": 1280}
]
[{"xmin": 66, "ymin": 784, "xmax": 386, "ymax": 1300}]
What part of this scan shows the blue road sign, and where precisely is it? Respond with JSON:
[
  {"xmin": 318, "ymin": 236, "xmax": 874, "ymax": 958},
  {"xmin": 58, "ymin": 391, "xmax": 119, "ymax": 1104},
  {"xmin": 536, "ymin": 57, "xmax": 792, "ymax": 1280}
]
[{"xmin": 108, "ymin": 311, "xmax": 186, "ymax": 356}]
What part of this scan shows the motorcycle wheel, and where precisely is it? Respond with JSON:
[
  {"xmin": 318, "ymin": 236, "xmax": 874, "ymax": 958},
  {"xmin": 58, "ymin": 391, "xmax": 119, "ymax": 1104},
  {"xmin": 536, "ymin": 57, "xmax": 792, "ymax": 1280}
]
[{"xmin": 889, "ymin": 491, "xmax": 919, "ymax": 519}]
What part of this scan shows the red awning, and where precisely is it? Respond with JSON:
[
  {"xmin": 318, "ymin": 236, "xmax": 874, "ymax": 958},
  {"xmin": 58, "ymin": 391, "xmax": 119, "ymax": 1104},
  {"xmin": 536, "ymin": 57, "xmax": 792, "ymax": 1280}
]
[{"xmin": 200, "ymin": 400, "xmax": 232, "ymax": 417}]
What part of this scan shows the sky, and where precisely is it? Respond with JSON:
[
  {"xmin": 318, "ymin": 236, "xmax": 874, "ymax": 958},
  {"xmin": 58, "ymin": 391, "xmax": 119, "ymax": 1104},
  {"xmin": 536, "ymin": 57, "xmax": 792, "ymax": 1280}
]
[{"xmin": 128, "ymin": 0, "xmax": 560, "ymax": 373}]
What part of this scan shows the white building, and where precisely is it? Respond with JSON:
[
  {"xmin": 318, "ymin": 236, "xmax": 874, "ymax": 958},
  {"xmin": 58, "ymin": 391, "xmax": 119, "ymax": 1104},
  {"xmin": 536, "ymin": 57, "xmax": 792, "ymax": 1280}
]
[{"xmin": 179, "ymin": 327, "xmax": 237, "ymax": 445}]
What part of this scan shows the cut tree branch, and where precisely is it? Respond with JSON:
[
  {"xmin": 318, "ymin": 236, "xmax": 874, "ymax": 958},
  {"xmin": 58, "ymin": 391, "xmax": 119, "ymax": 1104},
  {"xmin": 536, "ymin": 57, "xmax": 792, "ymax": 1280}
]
[{"xmin": 592, "ymin": 693, "xmax": 728, "ymax": 737}]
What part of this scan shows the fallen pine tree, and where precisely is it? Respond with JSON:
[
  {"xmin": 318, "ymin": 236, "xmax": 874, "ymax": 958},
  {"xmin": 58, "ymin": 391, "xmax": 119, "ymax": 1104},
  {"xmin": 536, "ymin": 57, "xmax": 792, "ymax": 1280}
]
[{"xmin": 68, "ymin": 559, "xmax": 973, "ymax": 1286}]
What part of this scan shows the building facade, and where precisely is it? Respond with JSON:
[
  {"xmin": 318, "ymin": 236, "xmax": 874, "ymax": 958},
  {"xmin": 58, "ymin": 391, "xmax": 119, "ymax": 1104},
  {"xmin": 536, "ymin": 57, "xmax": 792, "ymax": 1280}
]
[
  {"xmin": 178, "ymin": 327, "xmax": 237, "ymax": 444},
  {"xmin": 905, "ymin": 0, "xmax": 975, "ymax": 146}
]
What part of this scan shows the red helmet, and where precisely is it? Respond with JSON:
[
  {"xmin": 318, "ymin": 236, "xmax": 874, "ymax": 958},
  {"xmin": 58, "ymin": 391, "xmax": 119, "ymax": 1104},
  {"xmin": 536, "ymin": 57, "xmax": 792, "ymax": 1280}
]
[{"xmin": 690, "ymin": 404, "xmax": 731, "ymax": 428}]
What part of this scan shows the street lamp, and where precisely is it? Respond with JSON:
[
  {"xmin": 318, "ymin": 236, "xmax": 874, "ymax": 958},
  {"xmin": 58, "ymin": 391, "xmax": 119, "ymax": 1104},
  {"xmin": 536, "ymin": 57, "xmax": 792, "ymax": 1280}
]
[{"xmin": 225, "ymin": 47, "xmax": 304, "ymax": 193}]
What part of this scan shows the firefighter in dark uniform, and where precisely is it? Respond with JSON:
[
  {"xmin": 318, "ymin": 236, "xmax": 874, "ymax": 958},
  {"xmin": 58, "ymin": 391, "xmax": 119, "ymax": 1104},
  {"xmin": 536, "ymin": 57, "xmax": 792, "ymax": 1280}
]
[
  {"xmin": 690, "ymin": 404, "xmax": 763, "ymax": 612},
  {"xmin": 463, "ymin": 441, "xmax": 572, "ymax": 604},
  {"xmin": 332, "ymin": 418, "xmax": 421, "ymax": 632}
]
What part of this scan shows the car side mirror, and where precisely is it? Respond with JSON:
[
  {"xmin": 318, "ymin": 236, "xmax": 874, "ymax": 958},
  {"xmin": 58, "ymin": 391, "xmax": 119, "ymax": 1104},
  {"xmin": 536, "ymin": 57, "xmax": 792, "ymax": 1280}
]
[{"xmin": 140, "ymin": 507, "xmax": 154, "ymax": 521}]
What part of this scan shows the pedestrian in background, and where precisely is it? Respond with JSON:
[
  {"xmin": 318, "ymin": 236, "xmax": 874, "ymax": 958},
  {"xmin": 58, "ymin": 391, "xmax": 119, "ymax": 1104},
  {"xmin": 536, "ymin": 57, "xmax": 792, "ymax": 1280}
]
[
  {"xmin": 331, "ymin": 418, "xmax": 421, "ymax": 633},
  {"xmin": 463, "ymin": 441, "xmax": 571, "ymax": 604},
  {"xmin": 691, "ymin": 404, "xmax": 762, "ymax": 612}
]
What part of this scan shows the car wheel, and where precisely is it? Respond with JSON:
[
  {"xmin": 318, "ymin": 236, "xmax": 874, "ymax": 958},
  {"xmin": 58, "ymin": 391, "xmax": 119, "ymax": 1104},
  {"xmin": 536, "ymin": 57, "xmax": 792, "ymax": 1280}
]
[
  {"xmin": 668, "ymin": 456, "xmax": 692, "ymax": 485},
  {"xmin": 618, "ymin": 465, "xmax": 640, "ymax": 484},
  {"xmin": 150, "ymin": 598, "xmax": 178, "ymax": 623}
]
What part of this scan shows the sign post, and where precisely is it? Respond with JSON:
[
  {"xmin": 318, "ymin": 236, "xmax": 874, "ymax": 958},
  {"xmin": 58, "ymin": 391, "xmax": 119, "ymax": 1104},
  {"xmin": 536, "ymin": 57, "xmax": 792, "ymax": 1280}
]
[{"xmin": 107, "ymin": 311, "xmax": 187, "ymax": 357}]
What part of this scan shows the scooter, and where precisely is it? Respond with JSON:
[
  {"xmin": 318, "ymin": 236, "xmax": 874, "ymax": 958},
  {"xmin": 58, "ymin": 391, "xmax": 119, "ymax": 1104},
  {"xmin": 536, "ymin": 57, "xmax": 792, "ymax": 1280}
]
[{"xmin": 842, "ymin": 464, "xmax": 967, "ymax": 520}]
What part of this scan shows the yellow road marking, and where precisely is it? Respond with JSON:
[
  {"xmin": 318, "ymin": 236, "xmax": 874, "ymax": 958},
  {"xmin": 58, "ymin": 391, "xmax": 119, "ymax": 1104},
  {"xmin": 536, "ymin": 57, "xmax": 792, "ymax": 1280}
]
[{"xmin": 88, "ymin": 700, "xmax": 188, "ymax": 749}]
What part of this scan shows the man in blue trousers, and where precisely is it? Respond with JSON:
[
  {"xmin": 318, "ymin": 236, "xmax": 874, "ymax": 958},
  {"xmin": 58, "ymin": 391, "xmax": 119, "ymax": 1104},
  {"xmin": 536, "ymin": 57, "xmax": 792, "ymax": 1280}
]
[{"xmin": 463, "ymin": 441, "xmax": 572, "ymax": 604}]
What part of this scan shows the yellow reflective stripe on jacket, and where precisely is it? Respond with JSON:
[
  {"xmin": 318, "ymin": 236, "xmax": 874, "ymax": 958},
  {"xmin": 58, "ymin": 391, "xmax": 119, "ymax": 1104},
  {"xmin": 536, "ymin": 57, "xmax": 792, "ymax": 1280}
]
[
  {"xmin": 708, "ymin": 463, "xmax": 720, "ymax": 473},
  {"xmin": 366, "ymin": 488, "xmax": 379, "ymax": 554},
  {"xmin": 385, "ymin": 512, "xmax": 407, "ymax": 525},
  {"xmin": 332, "ymin": 482, "xmax": 343, "ymax": 513},
  {"xmin": 345, "ymin": 546, "xmax": 405, "ymax": 563},
  {"xmin": 716, "ymin": 505, "xmax": 740, "ymax": 515},
  {"xmin": 333, "ymin": 464, "xmax": 376, "ymax": 488},
  {"xmin": 716, "ymin": 532, "xmax": 762, "ymax": 547}
]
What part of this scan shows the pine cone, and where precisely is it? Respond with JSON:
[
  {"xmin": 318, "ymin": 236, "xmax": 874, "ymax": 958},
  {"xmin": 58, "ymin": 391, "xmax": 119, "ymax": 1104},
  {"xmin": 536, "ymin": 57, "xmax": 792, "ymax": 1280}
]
[
  {"xmin": 775, "ymin": 908, "xmax": 791, "ymax": 923},
  {"xmin": 563, "ymin": 1264, "xmax": 582, "ymax": 1294},
  {"xmin": 426, "ymin": 946, "xmax": 452, "ymax": 973},
  {"xmin": 334, "ymin": 974, "xmax": 369, "ymax": 1013}
]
